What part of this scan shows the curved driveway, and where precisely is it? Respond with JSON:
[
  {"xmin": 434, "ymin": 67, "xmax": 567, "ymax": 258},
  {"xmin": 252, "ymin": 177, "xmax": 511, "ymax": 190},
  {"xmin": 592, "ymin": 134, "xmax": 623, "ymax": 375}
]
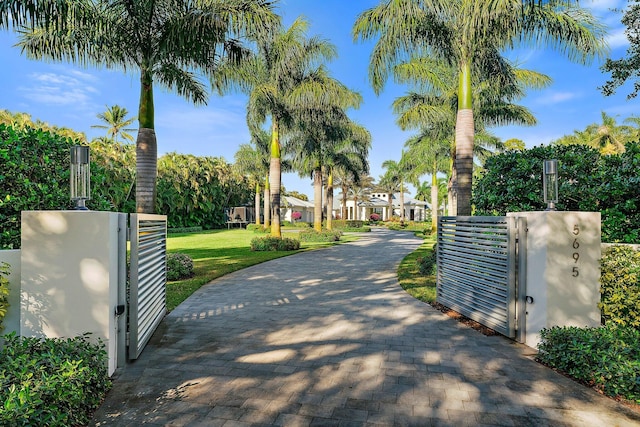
[{"xmin": 91, "ymin": 228, "xmax": 640, "ymax": 426}]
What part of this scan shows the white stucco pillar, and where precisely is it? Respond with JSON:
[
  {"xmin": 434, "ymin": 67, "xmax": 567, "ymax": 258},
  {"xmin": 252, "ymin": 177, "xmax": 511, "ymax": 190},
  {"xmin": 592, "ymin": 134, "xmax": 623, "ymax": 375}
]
[{"xmin": 508, "ymin": 211, "xmax": 601, "ymax": 348}]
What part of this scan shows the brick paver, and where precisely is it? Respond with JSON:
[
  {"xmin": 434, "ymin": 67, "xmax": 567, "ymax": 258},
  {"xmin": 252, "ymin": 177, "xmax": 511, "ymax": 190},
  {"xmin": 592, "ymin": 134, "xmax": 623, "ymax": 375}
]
[{"xmin": 91, "ymin": 229, "xmax": 640, "ymax": 426}]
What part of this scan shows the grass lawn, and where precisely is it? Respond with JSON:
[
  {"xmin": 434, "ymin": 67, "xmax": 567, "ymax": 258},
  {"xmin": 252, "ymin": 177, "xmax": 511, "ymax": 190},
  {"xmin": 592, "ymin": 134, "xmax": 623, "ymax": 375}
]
[
  {"xmin": 397, "ymin": 234, "xmax": 437, "ymax": 303},
  {"xmin": 165, "ymin": 228, "xmax": 361, "ymax": 311}
]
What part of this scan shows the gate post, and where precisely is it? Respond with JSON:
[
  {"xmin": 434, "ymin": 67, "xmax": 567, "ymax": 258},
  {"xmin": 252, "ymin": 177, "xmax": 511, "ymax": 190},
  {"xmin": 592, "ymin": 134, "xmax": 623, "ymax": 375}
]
[{"xmin": 509, "ymin": 211, "xmax": 601, "ymax": 348}]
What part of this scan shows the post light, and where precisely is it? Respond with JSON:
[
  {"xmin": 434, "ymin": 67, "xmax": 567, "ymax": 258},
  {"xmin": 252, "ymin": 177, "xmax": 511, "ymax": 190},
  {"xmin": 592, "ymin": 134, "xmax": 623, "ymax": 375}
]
[
  {"xmin": 543, "ymin": 159, "xmax": 558, "ymax": 211},
  {"xmin": 70, "ymin": 146, "xmax": 90, "ymax": 210}
]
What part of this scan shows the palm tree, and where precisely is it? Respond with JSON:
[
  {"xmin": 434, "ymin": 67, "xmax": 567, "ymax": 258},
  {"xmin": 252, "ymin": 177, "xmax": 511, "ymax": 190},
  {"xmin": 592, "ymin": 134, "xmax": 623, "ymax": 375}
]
[
  {"xmin": 354, "ymin": 0, "xmax": 606, "ymax": 215},
  {"xmin": 215, "ymin": 17, "xmax": 360, "ymax": 237},
  {"xmin": 348, "ymin": 175, "xmax": 375, "ymax": 221},
  {"xmin": 586, "ymin": 112, "xmax": 632, "ymax": 154},
  {"xmin": 16, "ymin": 0, "xmax": 279, "ymax": 213},
  {"xmin": 376, "ymin": 175, "xmax": 400, "ymax": 221},
  {"xmin": 91, "ymin": 105, "xmax": 137, "ymax": 143},
  {"xmin": 381, "ymin": 157, "xmax": 412, "ymax": 223},
  {"xmin": 234, "ymin": 130, "xmax": 271, "ymax": 226}
]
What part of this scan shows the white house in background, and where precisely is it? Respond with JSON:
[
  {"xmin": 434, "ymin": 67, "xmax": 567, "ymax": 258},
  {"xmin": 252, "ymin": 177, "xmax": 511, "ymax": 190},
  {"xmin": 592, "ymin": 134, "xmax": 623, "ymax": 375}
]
[
  {"xmin": 340, "ymin": 192, "xmax": 429, "ymax": 221},
  {"xmin": 282, "ymin": 195, "xmax": 314, "ymax": 223}
]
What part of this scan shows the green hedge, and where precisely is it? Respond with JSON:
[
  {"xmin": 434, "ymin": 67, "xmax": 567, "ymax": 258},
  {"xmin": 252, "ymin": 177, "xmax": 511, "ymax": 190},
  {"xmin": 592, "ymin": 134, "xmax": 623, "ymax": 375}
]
[
  {"xmin": 0, "ymin": 333, "xmax": 112, "ymax": 426},
  {"xmin": 600, "ymin": 245, "xmax": 640, "ymax": 328},
  {"xmin": 332, "ymin": 220, "xmax": 364, "ymax": 229},
  {"xmin": 0, "ymin": 263, "xmax": 9, "ymax": 333},
  {"xmin": 168, "ymin": 226, "xmax": 203, "ymax": 234},
  {"xmin": 299, "ymin": 229, "xmax": 342, "ymax": 242},
  {"xmin": 250, "ymin": 236, "xmax": 300, "ymax": 251},
  {"xmin": 537, "ymin": 325, "xmax": 640, "ymax": 403}
]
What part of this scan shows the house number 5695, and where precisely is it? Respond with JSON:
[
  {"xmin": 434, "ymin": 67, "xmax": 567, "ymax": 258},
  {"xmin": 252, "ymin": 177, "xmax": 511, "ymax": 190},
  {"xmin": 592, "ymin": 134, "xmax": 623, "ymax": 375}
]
[{"xmin": 572, "ymin": 224, "xmax": 580, "ymax": 277}]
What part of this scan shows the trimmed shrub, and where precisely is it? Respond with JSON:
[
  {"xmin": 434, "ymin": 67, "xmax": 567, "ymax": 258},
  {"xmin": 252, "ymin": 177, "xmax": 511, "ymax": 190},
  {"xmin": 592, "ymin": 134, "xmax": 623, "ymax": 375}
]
[
  {"xmin": 168, "ymin": 226, "xmax": 203, "ymax": 234},
  {"xmin": 387, "ymin": 222, "xmax": 405, "ymax": 231},
  {"xmin": 250, "ymin": 236, "xmax": 300, "ymax": 251},
  {"xmin": 291, "ymin": 211, "xmax": 302, "ymax": 221},
  {"xmin": 0, "ymin": 263, "xmax": 9, "ymax": 333},
  {"xmin": 417, "ymin": 243, "xmax": 437, "ymax": 275},
  {"xmin": 537, "ymin": 324, "xmax": 640, "ymax": 403},
  {"xmin": 369, "ymin": 213, "xmax": 380, "ymax": 222},
  {"xmin": 166, "ymin": 253, "xmax": 194, "ymax": 281},
  {"xmin": 331, "ymin": 220, "xmax": 365, "ymax": 229},
  {"xmin": 0, "ymin": 333, "xmax": 112, "ymax": 426},
  {"xmin": 299, "ymin": 229, "xmax": 342, "ymax": 242},
  {"xmin": 600, "ymin": 245, "xmax": 640, "ymax": 328},
  {"xmin": 247, "ymin": 224, "xmax": 270, "ymax": 233}
]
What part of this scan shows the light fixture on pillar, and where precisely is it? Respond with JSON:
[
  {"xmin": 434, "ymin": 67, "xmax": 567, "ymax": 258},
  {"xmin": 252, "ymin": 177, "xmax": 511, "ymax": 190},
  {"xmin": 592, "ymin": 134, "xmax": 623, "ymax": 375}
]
[
  {"xmin": 543, "ymin": 159, "xmax": 558, "ymax": 211},
  {"xmin": 70, "ymin": 146, "xmax": 90, "ymax": 210}
]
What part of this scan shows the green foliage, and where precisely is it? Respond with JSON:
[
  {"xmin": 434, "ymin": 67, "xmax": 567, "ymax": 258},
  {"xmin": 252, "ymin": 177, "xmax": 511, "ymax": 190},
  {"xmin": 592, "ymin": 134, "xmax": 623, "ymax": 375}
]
[
  {"xmin": 473, "ymin": 143, "xmax": 640, "ymax": 242},
  {"xmin": 600, "ymin": 245, "xmax": 640, "ymax": 328},
  {"xmin": 0, "ymin": 333, "xmax": 112, "ymax": 426},
  {"xmin": 168, "ymin": 226, "xmax": 203, "ymax": 234},
  {"xmin": 166, "ymin": 253, "xmax": 194, "ymax": 281},
  {"xmin": 332, "ymin": 220, "xmax": 365, "ymax": 229},
  {"xmin": 156, "ymin": 153, "xmax": 252, "ymax": 229},
  {"xmin": 537, "ymin": 325, "xmax": 640, "ymax": 403},
  {"xmin": 0, "ymin": 263, "xmax": 9, "ymax": 333},
  {"xmin": 386, "ymin": 222, "xmax": 405, "ymax": 231},
  {"xmin": 250, "ymin": 236, "xmax": 300, "ymax": 251},
  {"xmin": 247, "ymin": 224, "xmax": 270, "ymax": 233},
  {"xmin": 298, "ymin": 229, "xmax": 342, "ymax": 242},
  {"xmin": 416, "ymin": 243, "xmax": 437, "ymax": 276},
  {"xmin": 89, "ymin": 138, "xmax": 136, "ymax": 212}
]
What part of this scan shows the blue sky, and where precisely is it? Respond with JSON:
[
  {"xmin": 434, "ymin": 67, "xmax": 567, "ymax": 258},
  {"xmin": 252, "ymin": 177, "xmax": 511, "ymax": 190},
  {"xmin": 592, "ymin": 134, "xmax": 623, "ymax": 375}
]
[{"xmin": 0, "ymin": 0, "xmax": 637, "ymax": 197}]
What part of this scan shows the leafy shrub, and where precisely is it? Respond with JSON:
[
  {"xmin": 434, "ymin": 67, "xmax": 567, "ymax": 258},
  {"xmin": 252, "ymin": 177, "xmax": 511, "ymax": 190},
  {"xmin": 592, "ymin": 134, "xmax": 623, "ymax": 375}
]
[
  {"xmin": 0, "ymin": 333, "xmax": 112, "ymax": 426},
  {"xmin": 247, "ymin": 224, "xmax": 270, "ymax": 233},
  {"xmin": 0, "ymin": 263, "xmax": 9, "ymax": 333},
  {"xmin": 331, "ymin": 220, "xmax": 365, "ymax": 229},
  {"xmin": 473, "ymin": 142, "xmax": 640, "ymax": 242},
  {"xmin": 166, "ymin": 253, "xmax": 194, "ymax": 281},
  {"xmin": 168, "ymin": 226, "xmax": 203, "ymax": 234},
  {"xmin": 291, "ymin": 211, "xmax": 302, "ymax": 221},
  {"xmin": 537, "ymin": 324, "xmax": 640, "ymax": 403},
  {"xmin": 599, "ymin": 245, "xmax": 640, "ymax": 328},
  {"xmin": 417, "ymin": 243, "xmax": 437, "ymax": 275},
  {"xmin": 369, "ymin": 213, "xmax": 380, "ymax": 222},
  {"xmin": 250, "ymin": 236, "xmax": 300, "ymax": 251},
  {"xmin": 387, "ymin": 222, "xmax": 406, "ymax": 231},
  {"xmin": 299, "ymin": 229, "xmax": 342, "ymax": 242}
]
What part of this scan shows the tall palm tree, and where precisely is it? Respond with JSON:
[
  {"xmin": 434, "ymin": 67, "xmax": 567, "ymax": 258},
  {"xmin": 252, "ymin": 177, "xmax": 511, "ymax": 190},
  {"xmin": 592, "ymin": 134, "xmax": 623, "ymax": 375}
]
[
  {"xmin": 215, "ymin": 17, "xmax": 360, "ymax": 237},
  {"xmin": 234, "ymin": 130, "xmax": 271, "ymax": 226},
  {"xmin": 354, "ymin": 0, "xmax": 606, "ymax": 215},
  {"xmin": 381, "ymin": 157, "xmax": 412, "ymax": 223},
  {"xmin": 585, "ymin": 111, "xmax": 632, "ymax": 154},
  {"xmin": 348, "ymin": 175, "xmax": 375, "ymax": 221},
  {"xmin": 376, "ymin": 175, "xmax": 400, "ymax": 221},
  {"xmin": 91, "ymin": 104, "xmax": 137, "ymax": 143},
  {"xmin": 17, "ymin": 0, "xmax": 279, "ymax": 213}
]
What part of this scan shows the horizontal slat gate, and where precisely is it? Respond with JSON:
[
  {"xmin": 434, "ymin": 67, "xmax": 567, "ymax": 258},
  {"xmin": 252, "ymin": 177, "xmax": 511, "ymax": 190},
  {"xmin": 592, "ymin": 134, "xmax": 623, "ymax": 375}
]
[
  {"xmin": 437, "ymin": 216, "xmax": 517, "ymax": 338},
  {"xmin": 128, "ymin": 214, "xmax": 167, "ymax": 360}
]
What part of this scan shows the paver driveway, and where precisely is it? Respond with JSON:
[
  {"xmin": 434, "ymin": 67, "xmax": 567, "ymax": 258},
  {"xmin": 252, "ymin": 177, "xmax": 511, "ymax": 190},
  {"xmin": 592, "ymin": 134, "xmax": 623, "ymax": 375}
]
[{"xmin": 91, "ymin": 228, "xmax": 640, "ymax": 426}]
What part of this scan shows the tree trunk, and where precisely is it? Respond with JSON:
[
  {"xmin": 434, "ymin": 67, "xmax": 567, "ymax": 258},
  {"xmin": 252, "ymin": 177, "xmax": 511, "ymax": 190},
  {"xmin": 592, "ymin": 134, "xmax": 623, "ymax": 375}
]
[
  {"xmin": 313, "ymin": 168, "xmax": 323, "ymax": 232},
  {"xmin": 341, "ymin": 184, "xmax": 348, "ymax": 220},
  {"xmin": 388, "ymin": 192, "xmax": 393, "ymax": 221},
  {"xmin": 263, "ymin": 174, "xmax": 270, "ymax": 228},
  {"xmin": 431, "ymin": 170, "xmax": 438, "ymax": 234},
  {"xmin": 454, "ymin": 62, "xmax": 475, "ymax": 216},
  {"xmin": 270, "ymin": 122, "xmax": 281, "ymax": 238},
  {"xmin": 255, "ymin": 182, "xmax": 261, "ymax": 225},
  {"xmin": 327, "ymin": 171, "xmax": 334, "ymax": 230},
  {"xmin": 136, "ymin": 70, "xmax": 157, "ymax": 213},
  {"xmin": 399, "ymin": 183, "xmax": 405, "ymax": 223}
]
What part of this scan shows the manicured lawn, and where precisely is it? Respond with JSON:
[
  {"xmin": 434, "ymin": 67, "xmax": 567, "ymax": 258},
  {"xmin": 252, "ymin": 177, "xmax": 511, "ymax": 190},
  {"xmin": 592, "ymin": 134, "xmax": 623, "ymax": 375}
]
[
  {"xmin": 165, "ymin": 229, "xmax": 361, "ymax": 311},
  {"xmin": 397, "ymin": 235, "xmax": 437, "ymax": 303}
]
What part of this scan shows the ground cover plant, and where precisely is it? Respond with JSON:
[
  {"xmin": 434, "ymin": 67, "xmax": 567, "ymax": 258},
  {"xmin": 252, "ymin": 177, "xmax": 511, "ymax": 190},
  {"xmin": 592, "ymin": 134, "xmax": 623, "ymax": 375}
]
[
  {"xmin": 0, "ymin": 333, "xmax": 111, "ymax": 426},
  {"xmin": 165, "ymin": 229, "xmax": 359, "ymax": 311}
]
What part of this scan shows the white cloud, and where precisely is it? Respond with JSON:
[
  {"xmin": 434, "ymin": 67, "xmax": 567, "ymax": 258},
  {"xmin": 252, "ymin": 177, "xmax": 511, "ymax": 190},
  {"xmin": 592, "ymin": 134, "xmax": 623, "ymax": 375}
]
[
  {"xmin": 535, "ymin": 91, "xmax": 579, "ymax": 105},
  {"xmin": 19, "ymin": 70, "xmax": 100, "ymax": 107},
  {"xmin": 607, "ymin": 26, "xmax": 630, "ymax": 49}
]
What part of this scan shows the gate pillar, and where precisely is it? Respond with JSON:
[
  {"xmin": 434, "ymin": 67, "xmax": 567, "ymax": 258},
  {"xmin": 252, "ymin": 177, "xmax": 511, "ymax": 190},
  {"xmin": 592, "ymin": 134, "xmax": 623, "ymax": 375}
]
[{"xmin": 509, "ymin": 211, "xmax": 601, "ymax": 348}]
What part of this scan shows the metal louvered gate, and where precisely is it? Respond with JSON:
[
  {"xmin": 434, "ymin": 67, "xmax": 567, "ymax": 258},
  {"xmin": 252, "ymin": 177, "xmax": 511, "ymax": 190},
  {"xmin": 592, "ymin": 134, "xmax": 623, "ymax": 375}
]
[
  {"xmin": 128, "ymin": 214, "xmax": 167, "ymax": 360},
  {"xmin": 437, "ymin": 216, "xmax": 526, "ymax": 341}
]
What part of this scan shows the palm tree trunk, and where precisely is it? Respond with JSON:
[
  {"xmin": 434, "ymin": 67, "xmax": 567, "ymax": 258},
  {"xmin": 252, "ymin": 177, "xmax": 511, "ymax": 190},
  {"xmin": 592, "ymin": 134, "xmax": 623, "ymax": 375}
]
[
  {"xmin": 313, "ymin": 168, "xmax": 323, "ymax": 232},
  {"xmin": 399, "ymin": 182, "xmax": 405, "ymax": 223},
  {"xmin": 430, "ymin": 168, "xmax": 438, "ymax": 234},
  {"xmin": 388, "ymin": 192, "xmax": 393, "ymax": 221},
  {"xmin": 341, "ymin": 184, "xmax": 348, "ymax": 220},
  {"xmin": 327, "ymin": 170, "xmax": 334, "ymax": 230},
  {"xmin": 454, "ymin": 62, "xmax": 474, "ymax": 216},
  {"xmin": 270, "ymin": 121, "xmax": 282, "ymax": 238},
  {"xmin": 255, "ymin": 182, "xmax": 261, "ymax": 225},
  {"xmin": 135, "ymin": 70, "xmax": 156, "ymax": 213},
  {"xmin": 263, "ymin": 174, "xmax": 270, "ymax": 228}
]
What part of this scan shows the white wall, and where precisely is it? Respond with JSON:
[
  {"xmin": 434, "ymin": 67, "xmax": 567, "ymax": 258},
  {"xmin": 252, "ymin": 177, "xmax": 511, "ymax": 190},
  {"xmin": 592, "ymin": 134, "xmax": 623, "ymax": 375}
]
[
  {"xmin": 21, "ymin": 211, "xmax": 125, "ymax": 375},
  {"xmin": 0, "ymin": 249, "xmax": 21, "ymax": 335}
]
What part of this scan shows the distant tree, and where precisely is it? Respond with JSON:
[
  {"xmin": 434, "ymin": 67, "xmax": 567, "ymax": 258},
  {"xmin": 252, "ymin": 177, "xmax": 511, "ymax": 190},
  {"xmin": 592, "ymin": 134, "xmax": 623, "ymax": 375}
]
[
  {"xmin": 504, "ymin": 138, "xmax": 526, "ymax": 151},
  {"xmin": 235, "ymin": 130, "xmax": 271, "ymax": 226},
  {"xmin": 285, "ymin": 191, "xmax": 309, "ymax": 201},
  {"xmin": 91, "ymin": 105, "xmax": 137, "ymax": 143},
  {"xmin": 601, "ymin": 0, "xmax": 640, "ymax": 99}
]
